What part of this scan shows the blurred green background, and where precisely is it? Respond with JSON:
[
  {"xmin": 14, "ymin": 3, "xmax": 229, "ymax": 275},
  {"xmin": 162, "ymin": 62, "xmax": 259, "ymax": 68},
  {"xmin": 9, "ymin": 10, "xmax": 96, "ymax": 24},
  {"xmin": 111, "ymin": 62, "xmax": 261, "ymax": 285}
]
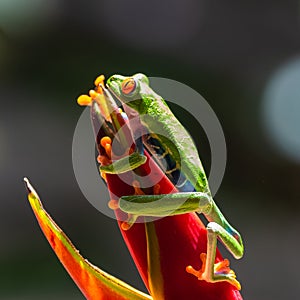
[{"xmin": 1, "ymin": 1, "xmax": 300, "ymax": 299}]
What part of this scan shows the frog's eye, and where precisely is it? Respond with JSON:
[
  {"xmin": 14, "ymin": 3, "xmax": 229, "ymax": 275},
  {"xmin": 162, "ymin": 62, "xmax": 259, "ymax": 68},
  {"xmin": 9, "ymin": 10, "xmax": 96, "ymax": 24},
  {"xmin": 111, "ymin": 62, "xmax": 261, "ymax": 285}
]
[{"xmin": 121, "ymin": 78, "xmax": 136, "ymax": 95}]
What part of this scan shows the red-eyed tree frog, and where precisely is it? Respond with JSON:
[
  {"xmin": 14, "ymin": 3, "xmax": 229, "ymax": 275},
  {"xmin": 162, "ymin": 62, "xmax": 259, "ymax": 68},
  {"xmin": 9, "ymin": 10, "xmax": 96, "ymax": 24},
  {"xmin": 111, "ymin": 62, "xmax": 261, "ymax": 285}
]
[{"xmin": 98, "ymin": 73, "xmax": 244, "ymax": 290}]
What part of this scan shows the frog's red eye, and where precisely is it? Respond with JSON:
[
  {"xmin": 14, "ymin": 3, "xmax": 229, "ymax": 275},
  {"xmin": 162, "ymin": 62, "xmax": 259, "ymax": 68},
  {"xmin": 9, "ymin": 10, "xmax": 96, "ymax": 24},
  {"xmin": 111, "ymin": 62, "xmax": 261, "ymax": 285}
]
[{"xmin": 121, "ymin": 78, "xmax": 136, "ymax": 95}]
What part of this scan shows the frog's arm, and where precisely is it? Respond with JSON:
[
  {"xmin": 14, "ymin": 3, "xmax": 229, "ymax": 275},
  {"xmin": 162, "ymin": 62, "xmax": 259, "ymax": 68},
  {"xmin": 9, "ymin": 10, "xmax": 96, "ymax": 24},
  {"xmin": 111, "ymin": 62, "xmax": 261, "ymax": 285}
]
[
  {"xmin": 100, "ymin": 151, "xmax": 147, "ymax": 174},
  {"xmin": 119, "ymin": 192, "xmax": 243, "ymax": 290}
]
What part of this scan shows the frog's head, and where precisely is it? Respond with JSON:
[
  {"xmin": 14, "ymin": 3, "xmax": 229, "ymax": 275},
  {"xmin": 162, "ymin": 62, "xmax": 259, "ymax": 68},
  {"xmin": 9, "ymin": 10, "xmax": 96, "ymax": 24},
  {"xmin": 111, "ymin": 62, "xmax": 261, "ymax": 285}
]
[{"xmin": 106, "ymin": 73, "xmax": 150, "ymax": 112}]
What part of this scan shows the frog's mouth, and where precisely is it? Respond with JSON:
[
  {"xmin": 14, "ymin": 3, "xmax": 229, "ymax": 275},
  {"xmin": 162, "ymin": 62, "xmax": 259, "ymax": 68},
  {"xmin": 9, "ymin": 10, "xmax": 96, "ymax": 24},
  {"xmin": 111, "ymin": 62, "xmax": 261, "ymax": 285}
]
[{"xmin": 106, "ymin": 80, "xmax": 120, "ymax": 96}]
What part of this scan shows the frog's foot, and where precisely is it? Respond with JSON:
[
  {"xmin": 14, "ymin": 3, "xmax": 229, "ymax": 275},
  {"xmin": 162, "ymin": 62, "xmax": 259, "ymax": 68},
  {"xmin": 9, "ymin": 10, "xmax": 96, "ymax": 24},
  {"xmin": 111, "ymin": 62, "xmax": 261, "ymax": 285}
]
[
  {"xmin": 186, "ymin": 253, "xmax": 241, "ymax": 290},
  {"xmin": 120, "ymin": 180, "xmax": 144, "ymax": 231},
  {"xmin": 108, "ymin": 198, "xmax": 138, "ymax": 231},
  {"xmin": 108, "ymin": 199, "xmax": 119, "ymax": 210},
  {"xmin": 108, "ymin": 199, "xmax": 138, "ymax": 231},
  {"xmin": 121, "ymin": 214, "xmax": 138, "ymax": 231}
]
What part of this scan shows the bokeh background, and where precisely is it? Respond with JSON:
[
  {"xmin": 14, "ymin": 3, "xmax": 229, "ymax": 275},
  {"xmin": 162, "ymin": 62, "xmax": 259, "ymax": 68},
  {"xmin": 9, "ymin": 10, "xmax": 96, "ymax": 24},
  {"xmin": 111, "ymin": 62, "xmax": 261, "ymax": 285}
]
[{"xmin": 1, "ymin": 1, "xmax": 300, "ymax": 299}]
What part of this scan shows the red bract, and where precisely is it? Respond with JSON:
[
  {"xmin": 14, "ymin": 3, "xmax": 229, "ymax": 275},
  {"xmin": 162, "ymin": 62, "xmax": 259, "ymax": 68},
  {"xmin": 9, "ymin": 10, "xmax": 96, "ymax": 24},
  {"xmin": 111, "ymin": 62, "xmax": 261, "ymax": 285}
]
[{"xmin": 106, "ymin": 151, "xmax": 243, "ymax": 300}]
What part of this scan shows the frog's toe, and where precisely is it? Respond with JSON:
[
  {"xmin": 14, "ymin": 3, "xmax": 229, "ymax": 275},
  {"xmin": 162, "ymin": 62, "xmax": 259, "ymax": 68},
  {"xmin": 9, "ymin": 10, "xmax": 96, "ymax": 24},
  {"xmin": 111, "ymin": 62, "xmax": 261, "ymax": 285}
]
[
  {"xmin": 214, "ymin": 258, "xmax": 231, "ymax": 274},
  {"xmin": 121, "ymin": 214, "xmax": 138, "ymax": 231},
  {"xmin": 186, "ymin": 253, "xmax": 241, "ymax": 290},
  {"xmin": 185, "ymin": 252, "xmax": 207, "ymax": 280}
]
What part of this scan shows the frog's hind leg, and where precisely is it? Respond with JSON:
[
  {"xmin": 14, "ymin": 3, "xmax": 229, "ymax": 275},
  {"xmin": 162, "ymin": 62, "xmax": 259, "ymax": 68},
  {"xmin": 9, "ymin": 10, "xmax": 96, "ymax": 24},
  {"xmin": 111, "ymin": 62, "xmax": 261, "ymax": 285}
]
[{"xmin": 187, "ymin": 202, "xmax": 244, "ymax": 290}]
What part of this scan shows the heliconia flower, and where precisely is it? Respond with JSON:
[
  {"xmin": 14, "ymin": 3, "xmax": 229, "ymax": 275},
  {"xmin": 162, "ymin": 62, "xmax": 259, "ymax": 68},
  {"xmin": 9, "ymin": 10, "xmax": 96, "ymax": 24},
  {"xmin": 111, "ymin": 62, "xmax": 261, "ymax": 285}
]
[{"xmin": 24, "ymin": 75, "xmax": 243, "ymax": 300}]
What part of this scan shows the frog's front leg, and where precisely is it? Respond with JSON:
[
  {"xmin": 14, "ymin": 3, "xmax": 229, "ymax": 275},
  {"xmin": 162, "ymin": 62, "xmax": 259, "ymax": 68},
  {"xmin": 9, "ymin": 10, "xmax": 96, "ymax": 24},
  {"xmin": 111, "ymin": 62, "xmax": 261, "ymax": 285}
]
[
  {"xmin": 100, "ymin": 151, "xmax": 147, "ymax": 174},
  {"xmin": 119, "ymin": 193, "xmax": 243, "ymax": 290},
  {"xmin": 99, "ymin": 136, "xmax": 147, "ymax": 174}
]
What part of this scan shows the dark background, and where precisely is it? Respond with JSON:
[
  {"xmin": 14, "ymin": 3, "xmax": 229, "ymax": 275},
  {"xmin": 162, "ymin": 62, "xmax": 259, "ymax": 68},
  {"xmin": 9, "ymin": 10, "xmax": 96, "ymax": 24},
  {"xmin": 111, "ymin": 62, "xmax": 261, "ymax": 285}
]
[{"xmin": 1, "ymin": 1, "xmax": 300, "ymax": 299}]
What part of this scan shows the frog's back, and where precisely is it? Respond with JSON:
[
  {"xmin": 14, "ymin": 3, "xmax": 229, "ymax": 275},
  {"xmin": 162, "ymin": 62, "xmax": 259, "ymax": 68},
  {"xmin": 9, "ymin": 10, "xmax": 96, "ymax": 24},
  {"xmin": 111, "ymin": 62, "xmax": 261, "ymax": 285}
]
[{"xmin": 140, "ymin": 92, "xmax": 209, "ymax": 193}]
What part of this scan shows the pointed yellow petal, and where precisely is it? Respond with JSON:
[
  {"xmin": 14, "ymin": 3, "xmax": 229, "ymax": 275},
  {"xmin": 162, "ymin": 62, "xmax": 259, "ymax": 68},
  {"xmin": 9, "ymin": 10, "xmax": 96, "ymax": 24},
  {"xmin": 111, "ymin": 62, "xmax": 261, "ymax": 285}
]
[{"xmin": 24, "ymin": 178, "xmax": 152, "ymax": 300}]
